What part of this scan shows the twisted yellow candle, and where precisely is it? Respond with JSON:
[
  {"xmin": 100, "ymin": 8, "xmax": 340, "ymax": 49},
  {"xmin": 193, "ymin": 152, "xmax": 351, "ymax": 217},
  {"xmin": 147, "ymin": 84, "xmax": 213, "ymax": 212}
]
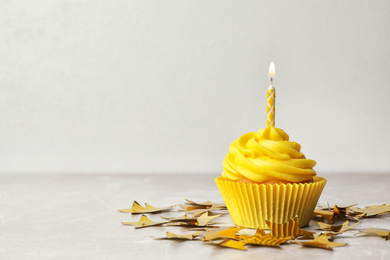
[{"xmin": 267, "ymin": 62, "xmax": 276, "ymax": 126}]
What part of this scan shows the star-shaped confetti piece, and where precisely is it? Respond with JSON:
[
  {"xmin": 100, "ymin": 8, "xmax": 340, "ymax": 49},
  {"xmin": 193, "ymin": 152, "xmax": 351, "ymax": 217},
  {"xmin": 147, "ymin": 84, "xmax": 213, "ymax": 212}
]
[
  {"xmin": 312, "ymin": 209, "xmax": 335, "ymax": 223},
  {"xmin": 118, "ymin": 201, "xmax": 174, "ymax": 214},
  {"xmin": 239, "ymin": 228, "xmax": 292, "ymax": 247},
  {"xmin": 291, "ymin": 234, "xmax": 347, "ymax": 250},
  {"xmin": 196, "ymin": 212, "xmax": 222, "ymax": 226},
  {"xmin": 179, "ymin": 200, "xmax": 226, "ymax": 214},
  {"xmin": 351, "ymin": 204, "xmax": 390, "ymax": 217},
  {"xmin": 179, "ymin": 204, "xmax": 206, "ymax": 212},
  {"xmin": 184, "ymin": 199, "xmax": 213, "ymax": 207},
  {"xmin": 217, "ymin": 239, "xmax": 247, "ymax": 250},
  {"xmin": 160, "ymin": 214, "xmax": 193, "ymax": 222},
  {"xmin": 184, "ymin": 198, "xmax": 226, "ymax": 209},
  {"xmin": 165, "ymin": 231, "xmax": 203, "ymax": 240},
  {"xmin": 317, "ymin": 220, "xmax": 359, "ymax": 234},
  {"xmin": 313, "ymin": 231, "xmax": 339, "ymax": 239},
  {"xmin": 267, "ymin": 216, "xmax": 316, "ymax": 239},
  {"xmin": 333, "ymin": 204, "xmax": 357, "ymax": 216},
  {"xmin": 191, "ymin": 209, "xmax": 213, "ymax": 217},
  {"xmin": 242, "ymin": 234, "xmax": 291, "ymax": 247},
  {"xmin": 121, "ymin": 214, "xmax": 166, "ymax": 228},
  {"xmin": 333, "ymin": 204, "xmax": 369, "ymax": 221},
  {"xmin": 355, "ymin": 228, "xmax": 390, "ymax": 240},
  {"xmin": 203, "ymin": 227, "xmax": 244, "ymax": 241}
]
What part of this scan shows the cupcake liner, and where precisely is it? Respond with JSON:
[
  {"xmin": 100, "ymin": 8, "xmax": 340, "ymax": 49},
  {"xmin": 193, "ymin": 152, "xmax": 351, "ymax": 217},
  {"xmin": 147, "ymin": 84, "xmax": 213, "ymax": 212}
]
[{"xmin": 215, "ymin": 176, "xmax": 327, "ymax": 229}]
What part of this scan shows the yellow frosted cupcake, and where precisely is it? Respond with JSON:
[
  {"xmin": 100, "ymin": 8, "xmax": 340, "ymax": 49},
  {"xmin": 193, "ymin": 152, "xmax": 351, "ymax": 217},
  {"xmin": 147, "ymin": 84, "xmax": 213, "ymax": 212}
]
[{"xmin": 215, "ymin": 126, "xmax": 326, "ymax": 229}]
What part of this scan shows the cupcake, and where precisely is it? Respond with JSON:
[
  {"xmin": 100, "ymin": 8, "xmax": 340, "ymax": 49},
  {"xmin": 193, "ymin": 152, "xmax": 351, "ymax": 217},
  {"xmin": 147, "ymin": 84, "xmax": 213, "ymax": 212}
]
[{"xmin": 215, "ymin": 126, "xmax": 326, "ymax": 229}]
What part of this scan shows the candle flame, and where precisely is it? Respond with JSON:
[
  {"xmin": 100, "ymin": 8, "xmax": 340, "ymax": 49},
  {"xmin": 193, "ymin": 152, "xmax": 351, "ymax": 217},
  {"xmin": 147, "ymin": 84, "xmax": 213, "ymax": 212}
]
[{"xmin": 268, "ymin": 61, "xmax": 275, "ymax": 78}]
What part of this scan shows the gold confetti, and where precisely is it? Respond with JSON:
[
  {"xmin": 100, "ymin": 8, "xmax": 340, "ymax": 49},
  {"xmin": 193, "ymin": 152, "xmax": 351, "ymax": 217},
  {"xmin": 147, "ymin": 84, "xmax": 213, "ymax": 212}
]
[
  {"xmin": 118, "ymin": 201, "xmax": 173, "ymax": 214},
  {"xmin": 242, "ymin": 234, "xmax": 291, "ymax": 247},
  {"xmin": 292, "ymin": 234, "xmax": 347, "ymax": 250},
  {"xmin": 312, "ymin": 209, "xmax": 335, "ymax": 223},
  {"xmin": 267, "ymin": 216, "xmax": 316, "ymax": 239},
  {"xmin": 317, "ymin": 220, "xmax": 359, "ymax": 234},
  {"xmin": 204, "ymin": 227, "xmax": 232, "ymax": 241},
  {"xmin": 313, "ymin": 231, "xmax": 338, "ymax": 239},
  {"xmin": 204, "ymin": 227, "xmax": 244, "ymax": 241},
  {"xmin": 179, "ymin": 199, "xmax": 227, "ymax": 214},
  {"xmin": 196, "ymin": 212, "xmax": 222, "ymax": 226},
  {"xmin": 217, "ymin": 239, "xmax": 247, "ymax": 250},
  {"xmin": 165, "ymin": 231, "xmax": 203, "ymax": 240},
  {"xmin": 179, "ymin": 204, "xmax": 206, "ymax": 212},
  {"xmin": 355, "ymin": 228, "xmax": 390, "ymax": 240},
  {"xmin": 333, "ymin": 204, "xmax": 357, "ymax": 216},
  {"xmin": 160, "ymin": 214, "xmax": 194, "ymax": 222},
  {"xmin": 185, "ymin": 199, "xmax": 226, "ymax": 209},
  {"xmin": 191, "ymin": 209, "xmax": 212, "ymax": 217},
  {"xmin": 351, "ymin": 204, "xmax": 390, "ymax": 217},
  {"xmin": 188, "ymin": 227, "xmax": 211, "ymax": 231},
  {"xmin": 121, "ymin": 214, "xmax": 166, "ymax": 228},
  {"xmin": 239, "ymin": 227, "xmax": 292, "ymax": 247},
  {"xmin": 118, "ymin": 200, "xmax": 390, "ymax": 251}
]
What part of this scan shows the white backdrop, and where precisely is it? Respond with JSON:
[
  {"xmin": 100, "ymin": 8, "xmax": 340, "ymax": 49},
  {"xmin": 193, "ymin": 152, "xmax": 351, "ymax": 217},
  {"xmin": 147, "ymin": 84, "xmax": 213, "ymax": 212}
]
[{"xmin": 1, "ymin": 0, "xmax": 389, "ymax": 174}]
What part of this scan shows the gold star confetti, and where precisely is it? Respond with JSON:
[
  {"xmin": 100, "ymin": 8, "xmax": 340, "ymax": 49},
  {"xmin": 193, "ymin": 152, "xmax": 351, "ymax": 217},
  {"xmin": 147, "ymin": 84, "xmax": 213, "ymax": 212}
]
[
  {"xmin": 118, "ymin": 199, "xmax": 390, "ymax": 251},
  {"xmin": 118, "ymin": 201, "xmax": 174, "ymax": 214},
  {"xmin": 291, "ymin": 234, "xmax": 347, "ymax": 250},
  {"xmin": 351, "ymin": 204, "xmax": 390, "ymax": 217},
  {"xmin": 204, "ymin": 227, "xmax": 244, "ymax": 241},
  {"xmin": 317, "ymin": 220, "xmax": 359, "ymax": 234},
  {"xmin": 217, "ymin": 239, "xmax": 247, "ymax": 250},
  {"xmin": 121, "ymin": 214, "xmax": 166, "ymax": 228},
  {"xmin": 196, "ymin": 212, "xmax": 222, "ymax": 226},
  {"xmin": 267, "ymin": 216, "xmax": 316, "ymax": 239},
  {"xmin": 165, "ymin": 231, "xmax": 203, "ymax": 240},
  {"xmin": 355, "ymin": 228, "xmax": 390, "ymax": 240}
]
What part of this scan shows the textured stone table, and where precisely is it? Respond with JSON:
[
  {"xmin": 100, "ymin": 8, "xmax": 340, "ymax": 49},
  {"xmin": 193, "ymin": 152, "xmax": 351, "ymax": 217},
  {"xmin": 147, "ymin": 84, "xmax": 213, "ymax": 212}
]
[{"xmin": 1, "ymin": 173, "xmax": 389, "ymax": 259}]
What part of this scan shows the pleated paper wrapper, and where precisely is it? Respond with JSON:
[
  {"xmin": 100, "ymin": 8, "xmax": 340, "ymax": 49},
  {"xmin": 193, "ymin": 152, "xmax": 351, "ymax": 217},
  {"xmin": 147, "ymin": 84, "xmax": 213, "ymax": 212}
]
[{"xmin": 215, "ymin": 176, "xmax": 327, "ymax": 229}]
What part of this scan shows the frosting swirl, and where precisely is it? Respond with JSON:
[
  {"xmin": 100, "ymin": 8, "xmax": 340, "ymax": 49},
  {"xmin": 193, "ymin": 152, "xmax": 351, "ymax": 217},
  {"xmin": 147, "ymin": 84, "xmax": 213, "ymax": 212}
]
[{"xmin": 222, "ymin": 126, "xmax": 316, "ymax": 183}]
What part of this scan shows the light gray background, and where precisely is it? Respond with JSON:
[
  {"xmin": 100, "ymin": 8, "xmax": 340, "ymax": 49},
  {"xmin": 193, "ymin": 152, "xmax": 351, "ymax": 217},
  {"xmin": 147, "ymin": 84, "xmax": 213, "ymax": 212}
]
[{"xmin": 1, "ymin": 0, "xmax": 389, "ymax": 175}]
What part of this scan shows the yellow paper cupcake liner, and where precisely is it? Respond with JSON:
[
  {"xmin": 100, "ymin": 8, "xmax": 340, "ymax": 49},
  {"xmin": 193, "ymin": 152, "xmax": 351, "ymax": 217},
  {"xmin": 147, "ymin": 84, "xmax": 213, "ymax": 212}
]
[{"xmin": 215, "ymin": 176, "xmax": 327, "ymax": 229}]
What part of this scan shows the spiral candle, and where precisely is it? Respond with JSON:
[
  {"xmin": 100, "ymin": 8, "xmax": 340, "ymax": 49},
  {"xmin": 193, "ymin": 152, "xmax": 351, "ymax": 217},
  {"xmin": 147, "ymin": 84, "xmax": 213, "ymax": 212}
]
[
  {"xmin": 267, "ymin": 85, "xmax": 275, "ymax": 126},
  {"xmin": 267, "ymin": 62, "xmax": 276, "ymax": 126}
]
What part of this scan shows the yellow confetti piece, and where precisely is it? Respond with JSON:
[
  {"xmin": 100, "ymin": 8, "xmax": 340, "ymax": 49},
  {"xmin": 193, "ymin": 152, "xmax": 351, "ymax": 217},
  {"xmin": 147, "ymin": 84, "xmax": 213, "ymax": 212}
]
[
  {"xmin": 242, "ymin": 234, "xmax": 291, "ymax": 247},
  {"xmin": 165, "ymin": 231, "xmax": 203, "ymax": 240},
  {"xmin": 160, "ymin": 214, "xmax": 194, "ymax": 222},
  {"xmin": 118, "ymin": 201, "xmax": 173, "ymax": 214},
  {"xmin": 312, "ymin": 210, "xmax": 334, "ymax": 223},
  {"xmin": 292, "ymin": 234, "xmax": 347, "ymax": 250},
  {"xmin": 185, "ymin": 198, "xmax": 226, "ymax": 209},
  {"xmin": 204, "ymin": 227, "xmax": 244, "ymax": 241},
  {"xmin": 218, "ymin": 239, "xmax": 247, "ymax": 250},
  {"xmin": 317, "ymin": 220, "xmax": 359, "ymax": 234},
  {"xmin": 121, "ymin": 214, "xmax": 166, "ymax": 228},
  {"xmin": 355, "ymin": 228, "xmax": 390, "ymax": 240},
  {"xmin": 351, "ymin": 204, "xmax": 390, "ymax": 216},
  {"xmin": 196, "ymin": 212, "xmax": 222, "ymax": 226},
  {"xmin": 267, "ymin": 216, "xmax": 315, "ymax": 239}
]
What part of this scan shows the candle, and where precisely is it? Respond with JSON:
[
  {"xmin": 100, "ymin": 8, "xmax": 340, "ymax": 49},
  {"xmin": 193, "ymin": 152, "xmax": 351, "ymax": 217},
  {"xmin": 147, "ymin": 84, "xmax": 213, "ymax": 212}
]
[{"xmin": 267, "ymin": 61, "xmax": 276, "ymax": 127}]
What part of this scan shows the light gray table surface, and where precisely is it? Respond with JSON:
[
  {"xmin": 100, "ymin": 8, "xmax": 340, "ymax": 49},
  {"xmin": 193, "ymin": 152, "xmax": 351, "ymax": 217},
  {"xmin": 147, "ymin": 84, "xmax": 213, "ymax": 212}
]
[{"xmin": 1, "ymin": 173, "xmax": 389, "ymax": 260}]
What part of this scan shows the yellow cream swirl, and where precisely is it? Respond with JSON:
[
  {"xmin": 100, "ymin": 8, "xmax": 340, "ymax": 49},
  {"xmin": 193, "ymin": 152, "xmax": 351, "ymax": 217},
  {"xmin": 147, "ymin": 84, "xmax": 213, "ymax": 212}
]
[{"xmin": 222, "ymin": 126, "xmax": 316, "ymax": 183}]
